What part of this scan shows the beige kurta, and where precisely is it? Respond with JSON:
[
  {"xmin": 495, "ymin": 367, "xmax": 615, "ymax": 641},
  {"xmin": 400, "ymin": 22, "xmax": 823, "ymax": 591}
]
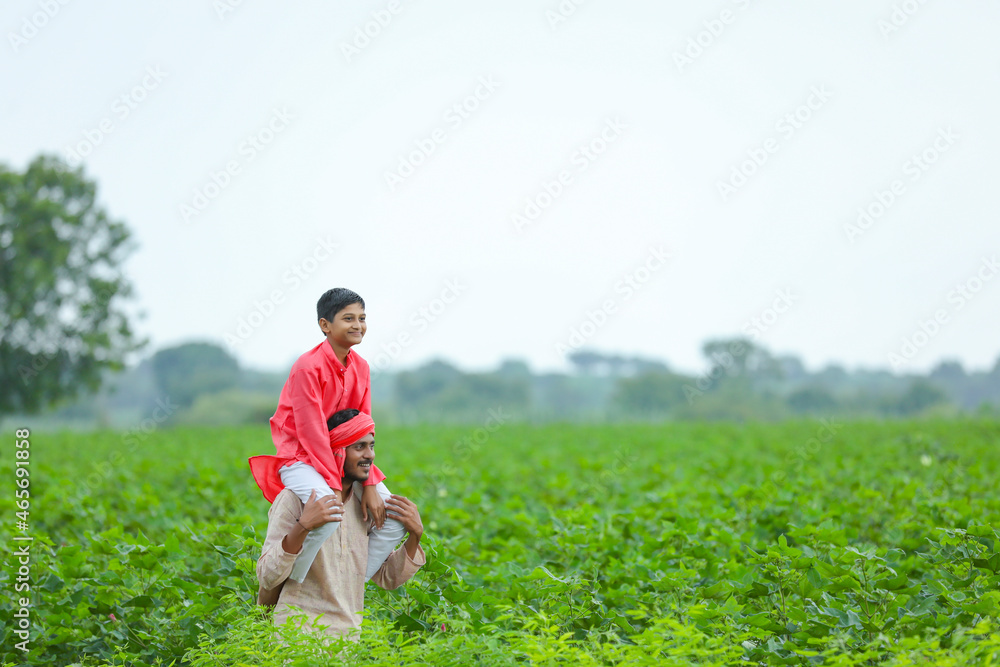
[{"xmin": 256, "ymin": 483, "xmax": 425, "ymax": 639}]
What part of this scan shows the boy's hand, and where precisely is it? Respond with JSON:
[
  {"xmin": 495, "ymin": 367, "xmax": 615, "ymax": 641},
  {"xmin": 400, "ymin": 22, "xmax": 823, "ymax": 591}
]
[{"xmin": 361, "ymin": 485, "xmax": 386, "ymax": 529}]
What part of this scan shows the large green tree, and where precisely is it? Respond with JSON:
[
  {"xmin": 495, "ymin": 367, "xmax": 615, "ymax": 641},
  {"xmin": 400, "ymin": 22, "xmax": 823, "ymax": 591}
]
[{"xmin": 0, "ymin": 155, "xmax": 143, "ymax": 415}]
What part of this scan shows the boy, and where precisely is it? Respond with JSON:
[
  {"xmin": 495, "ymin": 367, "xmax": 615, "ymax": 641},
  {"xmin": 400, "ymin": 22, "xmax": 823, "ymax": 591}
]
[{"xmin": 249, "ymin": 288, "xmax": 405, "ymax": 582}]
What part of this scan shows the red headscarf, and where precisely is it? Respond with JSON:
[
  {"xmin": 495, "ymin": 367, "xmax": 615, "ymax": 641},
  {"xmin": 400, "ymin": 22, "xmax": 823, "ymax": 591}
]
[{"xmin": 249, "ymin": 412, "xmax": 376, "ymax": 503}]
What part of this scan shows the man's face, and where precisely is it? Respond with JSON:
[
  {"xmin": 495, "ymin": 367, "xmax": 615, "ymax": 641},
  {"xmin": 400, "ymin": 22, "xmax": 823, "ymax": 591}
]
[
  {"xmin": 320, "ymin": 303, "xmax": 366, "ymax": 349},
  {"xmin": 342, "ymin": 433, "xmax": 375, "ymax": 483}
]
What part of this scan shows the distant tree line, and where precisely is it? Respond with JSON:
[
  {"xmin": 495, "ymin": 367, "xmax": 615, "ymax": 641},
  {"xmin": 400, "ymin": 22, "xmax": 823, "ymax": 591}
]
[
  {"xmin": 387, "ymin": 340, "xmax": 1000, "ymax": 423},
  {"xmin": 23, "ymin": 338, "xmax": 1000, "ymax": 428}
]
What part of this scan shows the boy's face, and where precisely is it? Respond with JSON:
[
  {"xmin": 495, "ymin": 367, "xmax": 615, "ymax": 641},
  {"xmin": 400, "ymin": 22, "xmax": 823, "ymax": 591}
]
[
  {"xmin": 320, "ymin": 302, "xmax": 366, "ymax": 349},
  {"xmin": 342, "ymin": 433, "xmax": 375, "ymax": 483}
]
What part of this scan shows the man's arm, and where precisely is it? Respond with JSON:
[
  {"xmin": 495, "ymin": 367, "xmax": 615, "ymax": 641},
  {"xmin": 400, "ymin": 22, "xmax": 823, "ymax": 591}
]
[
  {"xmin": 256, "ymin": 494, "xmax": 301, "ymax": 591},
  {"xmin": 370, "ymin": 495, "xmax": 426, "ymax": 590}
]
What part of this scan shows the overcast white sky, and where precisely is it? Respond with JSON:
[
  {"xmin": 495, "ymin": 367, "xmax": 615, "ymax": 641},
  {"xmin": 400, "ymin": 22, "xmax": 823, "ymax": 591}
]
[{"xmin": 3, "ymin": 0, "xmax": 999, "ymax": 376}]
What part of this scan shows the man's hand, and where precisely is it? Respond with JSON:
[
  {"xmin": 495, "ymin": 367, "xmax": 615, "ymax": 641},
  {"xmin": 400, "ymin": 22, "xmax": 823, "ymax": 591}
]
[
  {"xmin": 282, "ymin": 490, "xmax": 344, "ymax": 555},
  {"xmin": 361, "ymin": 485, "xmax": 386, "ymax": 529},
  {"xmin": 299, "ymin": 489, "xmax": 344, "ymax": 531},
  {"xmin": 385, "ymin": 494, "xmax": 424, "ymax": 559}
]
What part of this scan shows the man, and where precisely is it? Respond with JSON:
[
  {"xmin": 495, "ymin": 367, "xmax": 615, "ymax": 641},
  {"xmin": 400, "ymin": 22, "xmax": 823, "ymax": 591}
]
[{"xmin": 256, "ymin": 409, "xmax": 425, "ymax": 639}]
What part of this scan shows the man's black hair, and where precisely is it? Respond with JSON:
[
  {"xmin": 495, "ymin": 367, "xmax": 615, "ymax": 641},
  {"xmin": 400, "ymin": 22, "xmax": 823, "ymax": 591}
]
[
  {"xmin": 317, "ymin": 288, "xmax": 365, "ymax": 322},
  {"xmin": 327, "ymin": 408, "xmax": 361, "ymax": 432}
]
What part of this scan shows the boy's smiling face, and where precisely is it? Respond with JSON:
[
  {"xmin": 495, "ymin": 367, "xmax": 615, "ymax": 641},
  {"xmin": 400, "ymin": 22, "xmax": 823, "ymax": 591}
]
[{"xmin": 320, "ymin": 302, "xmax": 366, "ymax": 351}]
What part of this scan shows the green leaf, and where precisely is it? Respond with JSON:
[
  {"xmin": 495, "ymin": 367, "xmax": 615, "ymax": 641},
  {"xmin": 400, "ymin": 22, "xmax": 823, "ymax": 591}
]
[
  {"xmin": 124, "ymin": 595, "xmax": 155, "ymax": 608},
  {"xmin": 41, "ymin": 574, "xmax": 65, "ymax": 592},
  {"xmin": 791, "ymin": 557, "xmax": 813, "ymax": 570},
  {"xmin": 876, "ymin": 572, "xmax": 910, "ymax": 591},
  {"xmin": 699, "ymin": 581, "xmax": 732, "ymax": 599},
  {"xmin": 394, "ymin": 613, "xmax": 430, "ymax": 632},
  {"xmin": 742, "ymin": 612, "xmax": 787, "ymax": 633},
  {"xmin": 806, "ymin": 568, "xmax": 827, "ymax": 589},
  {"xmin": 527, "ymin": 566, "xmax": 568, "ymax": 584},
  {"xmin": 907, "ymin": 595, "xmax": 939, "ymax": 617}
]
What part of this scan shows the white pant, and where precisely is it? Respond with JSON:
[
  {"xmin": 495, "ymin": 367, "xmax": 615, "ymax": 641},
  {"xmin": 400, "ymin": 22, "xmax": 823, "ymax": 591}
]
[{"xmin": 279, "ymin": 462, "xmax": 407, "ymax": 583}]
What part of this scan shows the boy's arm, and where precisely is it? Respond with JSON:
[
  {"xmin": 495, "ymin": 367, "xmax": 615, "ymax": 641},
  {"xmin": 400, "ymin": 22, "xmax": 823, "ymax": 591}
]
[
  {"xmin": 359, "ymin": 357, "xmax": 385, "ymax": 520},
  {"xmin": 360, "ymin": 467, "xmax": 387, "ymax": 528},
  {"xmin": 289, "ymin": 369, "xmax": 343, "ymax": 491}
]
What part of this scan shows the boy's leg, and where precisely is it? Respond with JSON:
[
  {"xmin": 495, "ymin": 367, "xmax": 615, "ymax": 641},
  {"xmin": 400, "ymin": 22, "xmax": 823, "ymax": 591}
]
[
  {"xmin": 279, "ymin": 462, "xmax": 341, "ymax": 583},
  {"xmin": 363, "ymin": 481, "xmax": 408, "ymax": 580}
]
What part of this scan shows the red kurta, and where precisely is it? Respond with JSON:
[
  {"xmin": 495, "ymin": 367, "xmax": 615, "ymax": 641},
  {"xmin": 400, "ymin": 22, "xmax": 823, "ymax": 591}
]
[{"xmin": 252, "ymin": 341, "xmax": 383, "ymax": 499}]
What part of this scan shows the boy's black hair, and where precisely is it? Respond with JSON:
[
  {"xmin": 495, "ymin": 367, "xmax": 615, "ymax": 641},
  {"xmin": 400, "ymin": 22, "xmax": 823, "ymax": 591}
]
[
  {"xmin": 327, "ymin": 408, "xmax": 361, "ymax": 432},
  {"xmin": 317, "ymin": 288, "xmax": 365, "ymax": 322}
]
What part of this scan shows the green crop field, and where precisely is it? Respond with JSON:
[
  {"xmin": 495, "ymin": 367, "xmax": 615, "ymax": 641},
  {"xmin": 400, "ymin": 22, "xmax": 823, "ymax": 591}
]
[{"xmin": 2, "ymin": 420, "xmax": 999, "ymax": 666}]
